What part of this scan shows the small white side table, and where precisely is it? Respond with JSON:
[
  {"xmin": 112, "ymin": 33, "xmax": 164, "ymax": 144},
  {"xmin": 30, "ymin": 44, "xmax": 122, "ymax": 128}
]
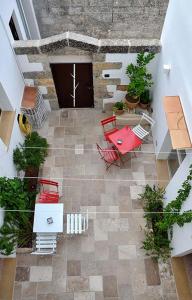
[{"xmin": 33, "ymin": 203, "xmax": 64, "ymax": 233}]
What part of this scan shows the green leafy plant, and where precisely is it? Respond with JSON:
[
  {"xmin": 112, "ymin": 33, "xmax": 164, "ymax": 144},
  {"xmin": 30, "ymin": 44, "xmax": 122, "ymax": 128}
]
[
  {"xmin": 126, "ymin": 52, "xmax": 155, "ymax": 98},
  {"xmin": 139, "ymin": 185, "xmax": 171, "ymax": 261},
  {"xmin": 13, "ymin": 131, "xmax": 49, "ymax": 172},
  {"xmin": 112, "ymin": 101, "xmax": 125, "ymax": 112},
  {"xmin": 140, "ymin": 89, "xmax": 152, "ymax": 105},
  {"xmin": 0, "ymin": 177, "xmax": 34, "ymax": 255}
]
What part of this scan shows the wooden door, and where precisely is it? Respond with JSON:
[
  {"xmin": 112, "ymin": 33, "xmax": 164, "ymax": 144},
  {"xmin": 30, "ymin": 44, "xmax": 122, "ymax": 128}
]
[
  {"xmin": 50, "ymin": 63, "xmax": 94, "ymax": 108},
  {"xmin": 50, "ymin": 63, "xmax": 73, "ymax": 108}
]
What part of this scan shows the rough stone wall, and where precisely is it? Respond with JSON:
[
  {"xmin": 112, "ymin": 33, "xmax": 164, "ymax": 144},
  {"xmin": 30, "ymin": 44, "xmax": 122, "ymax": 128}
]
[
  {"xmin": 24, "ymin": 49, "xmax": 122, "ymax": 110},
  {"xmin": 14, "ymin": 33, "xmax": 161, "ymax": 110},
  {"xmin": 33, "ymin": 0, "xmax": 169, "ymax": 39}
]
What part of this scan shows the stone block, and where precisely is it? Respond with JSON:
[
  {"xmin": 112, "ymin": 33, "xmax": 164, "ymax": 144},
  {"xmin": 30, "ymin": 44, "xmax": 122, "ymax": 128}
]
[
  {"xmin": 116, "ymin": 85, "xmax": 127, "ymax": 91},
  {"xmin": 35, "ymin": 78, "xmax": 54, "ymax": 86},
  {"xmin": 23, "ymin": 71, "xmax": 52, "ymax": 79},
  {"xmin": 93, "ymin": 62, "xmax": 122, "ymax": 71},
  {"xmin": 14, "ymin": 40, "xmax": 40, "ymax": 55},
  {"xmin": 99, "ymin": 39, "xmax": 130, "ymax": 53},
  {"xmin": 129, "ymin": 39, "xmax": 161, "ymax": 53}
]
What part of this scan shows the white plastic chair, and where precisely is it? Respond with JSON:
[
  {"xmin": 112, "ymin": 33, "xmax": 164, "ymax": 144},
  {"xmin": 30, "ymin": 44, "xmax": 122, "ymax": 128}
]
[
  {"xmin": 132, "ymin": 113, "xmax": 155, "ymax": 139},
  {"xmin": 67, "ymin": 211, "xmax": 88, "ymax": 235},
  {"xmin": 31, "ymin": 233, "xmax": 57, "ymax": 255}
]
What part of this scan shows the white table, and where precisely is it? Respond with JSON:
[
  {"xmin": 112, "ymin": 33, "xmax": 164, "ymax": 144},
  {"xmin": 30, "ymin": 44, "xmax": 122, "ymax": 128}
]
[{"xmin": 33, "ymin": 203, "xmax": 64, "ymax": 233}]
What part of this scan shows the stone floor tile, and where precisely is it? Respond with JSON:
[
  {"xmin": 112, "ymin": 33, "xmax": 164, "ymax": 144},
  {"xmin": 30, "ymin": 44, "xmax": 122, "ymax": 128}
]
[
  {"xmin": 16, "ymin": 254, "xmax": 37, "ymax": 267},
  {"xmin": 81, "ymin": 236, "xmax": 95, "ymax": 253},
  {"xmin": 30, "ymin": 266, "xmax": 52, "ymax": 282},
  {"xmin": 132, "ymin": 172, "xmax": 146, "ymax": 185},
  {"xmin": 94, "ymin": 220, "xmax": 108, "ymax": 241},
  {"xmin": 95, "ymin": 241, "xmax": 109, "ymax": 261},
  {"xmin": 22, "ymin": 297, "xmax": 36, "ymax": 300},
  {"xmin": 52, "ymin": 254, "xmax": 67, "ymax": 275},
  {"xmin": 67, "ymin": 261, "xmax": 81, "ymax": 276},
  {"xmin": 37, "ymin": 278, "xmax": 67, "ymax": 294},
  {"xmin": 15, "ymin": 267, "xmax": 30, "ymax": 282},
  {"xmin": 54, "ymin": 127, "xmax": 65, "ymax": 138},
  {"xmin": 66, "ymin": 276, "xmax": 89, "ymax": 292},
  {"xmin": 37, "ymin": 294, "xmax": 73, "ymax": 300},
  {"xmin": 74, "ymin": 292, "xmax": 95, "ymax": 300},
  {"xmin": 131, "ymin": 273, "xmax": 147, "ymax": 296},
  {"xmin": 37, "ymin": 256, "xmax": 52, "ymax": 266},
  {"xmin": 22, "ymin": 282, "xmax": 37, "ymax": 297},
  {"xmin": 13, "ymin": 282, "xmax": 22, "ymax": 300},
  {"xmin": 118, "ymin": 245, "xmax": 137, "ymax": 260},
  {"xmin": 118, "ymin": 284, "xmax": 134, "ymax": 300},
  {"xmin": 145, "ymin": 258, "xmax": 160, "ymax": 286},
  {"xmin": 130, "ymin": 185, "xmax": 143, "ymax": 200},
  {"xmin": 89, "ymin": 276, "xmax": 103, "ymax": 292},
  {"xmin": 103, "ymin": 275, "xmax": 118, "ymax": 297}
]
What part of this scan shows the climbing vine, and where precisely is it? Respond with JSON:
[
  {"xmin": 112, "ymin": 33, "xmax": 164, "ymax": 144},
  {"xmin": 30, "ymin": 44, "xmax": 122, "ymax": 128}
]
[
  {"xmin": 158, "ymin": 164, "xmax": 192, "ymax": 237},
  {"xmin": 140, "ymin": 164, "xmax": 192, "ymax": 261}
]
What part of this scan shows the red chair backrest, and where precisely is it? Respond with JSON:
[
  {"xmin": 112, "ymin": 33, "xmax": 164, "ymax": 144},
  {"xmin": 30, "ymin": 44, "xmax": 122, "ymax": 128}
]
[
  {"xmin": 100, "ymin": 116, "xmax": 116, "ymax": 128},
  {"xmin": 39, "ymin": 179, "xmax": 59, "ymax": 187},
  {"xmin": 38, "ymin": 191, "xmax": 59, "ymax": 203}
]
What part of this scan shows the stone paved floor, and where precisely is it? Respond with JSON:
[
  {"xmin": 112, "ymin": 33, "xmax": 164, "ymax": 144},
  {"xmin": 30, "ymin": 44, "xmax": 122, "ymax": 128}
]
[{"xmin": 13, "ymin": 109, "xmax": 177, "ymax": 300}]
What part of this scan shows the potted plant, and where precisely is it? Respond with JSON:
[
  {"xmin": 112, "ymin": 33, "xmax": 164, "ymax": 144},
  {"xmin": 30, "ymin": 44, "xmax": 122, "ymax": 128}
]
[
  {"xmin": 125, "ymin": 52, "xmax": 155, "ymax": 109},
  {"xmin": 13, "ymin": 131, "xmax": 49, "ymax": 192},
  {"xmin": 113, "ymin": 101, "xmax": 124, "ymax": 115},
  {"xmin": 140, "ymin": 89, "xmax": 152, "ymax": 109}
]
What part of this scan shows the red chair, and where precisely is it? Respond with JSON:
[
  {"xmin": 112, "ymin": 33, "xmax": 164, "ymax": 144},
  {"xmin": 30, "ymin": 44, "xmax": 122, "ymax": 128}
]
[
  {"xmin": 96, "ymin": 143, "xmax": 121, "ymax": 170},
  {"xmin": 37, "ymin": 179, "xmax": 59, "ymax": 203},
  {"xmin": 100, "ymin": 116, "xmax": 119, "ymax": 142}
]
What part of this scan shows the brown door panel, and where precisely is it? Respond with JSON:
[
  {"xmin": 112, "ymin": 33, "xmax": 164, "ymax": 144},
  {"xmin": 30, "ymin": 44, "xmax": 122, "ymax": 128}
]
[
  {"xmin": 50, "ymin": 63, "xmax": 73, "ymax": 108},
  {"xmin": 75, "ymin": 63, "xmax": 94, "ymax": 108}
]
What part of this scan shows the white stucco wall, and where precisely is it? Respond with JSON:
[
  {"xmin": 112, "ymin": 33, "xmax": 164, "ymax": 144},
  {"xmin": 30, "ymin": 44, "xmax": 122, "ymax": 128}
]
[
  {"xmin": 165, "ymin": 153, "xmax": 192, "ymax": 256},
  {"xmin": 0, "ymin": 18, "xmax": 24, "ymax": 175},
  {"xmin": 153, "ymin": 0, "xmax": 192, "ymax": 256},
  {"xmin": 152, "ymin": 0, "xmax": 192, "ymax": 156},
  {"xmin": 0, "ymin": 11, "xmax": 25, "ymax": 232},
  {"xmin": 0, "ymin": 0, "xmax": 27, "ymax": 42}
]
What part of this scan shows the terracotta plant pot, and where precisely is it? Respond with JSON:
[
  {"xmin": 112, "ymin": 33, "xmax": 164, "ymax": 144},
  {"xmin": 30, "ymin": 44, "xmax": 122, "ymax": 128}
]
[
  {"xmin": 125, "ymin": 94, "xmax": 140, "ymax": 109},
  {"xmin": 115, "ymin": 109, "xmax": 124, "ymax": 115},
  {"xmin": 139, "ymin": 102, "xmax": 149, "ymax": 109}
]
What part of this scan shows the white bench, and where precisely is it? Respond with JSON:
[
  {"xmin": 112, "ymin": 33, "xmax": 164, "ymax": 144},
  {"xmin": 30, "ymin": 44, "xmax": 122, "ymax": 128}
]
[{"xmin": 67, "ymin": 211, "xmax": 88, "ymax": 235}]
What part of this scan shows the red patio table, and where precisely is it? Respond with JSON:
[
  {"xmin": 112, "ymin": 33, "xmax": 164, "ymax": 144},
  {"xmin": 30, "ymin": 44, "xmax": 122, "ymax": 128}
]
[{"xmin": 108, "ymin": 125, "xmax": 142, "ymax": 155}]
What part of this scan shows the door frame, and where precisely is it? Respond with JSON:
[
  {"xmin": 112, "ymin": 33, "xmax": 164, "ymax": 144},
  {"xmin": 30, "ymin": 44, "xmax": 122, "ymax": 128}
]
[{"xmin": 50, "ymin": 58, "xmax": 94, "ymax": 109}]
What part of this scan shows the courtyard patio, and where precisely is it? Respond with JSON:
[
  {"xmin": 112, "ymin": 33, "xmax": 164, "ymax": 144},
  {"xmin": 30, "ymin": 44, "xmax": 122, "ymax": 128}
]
[{"xmin": 13, "ymin": 109, "xmax": 177, "ymax": 300}]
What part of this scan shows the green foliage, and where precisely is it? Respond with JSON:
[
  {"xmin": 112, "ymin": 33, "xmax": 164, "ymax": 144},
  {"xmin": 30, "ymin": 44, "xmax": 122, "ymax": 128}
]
[
  {"xmin": 140, "ymin": 185, "xmax": 165, "ymax": 225},
  {"xmin": 140, "ymin": 165, "xmax": 192, "ymax": 262},
  {"xmin": 157, "ymin": 165, "xmax": 192, "ymax": 237},
  {"xmin": 142, "ymin": 230, "xmax": 171, "ymax": 261},
  {"xmin": 0, "ymin": 177, "xmax": 35, "ymax": 255},
  {"xmin": 13, "ymin": 131, "xmax": 49, "ymax": 171},
  {"xmin": 140, "ymin": 89, "xmax": 151, "ymax": 104},
  {"xmin": 140, "ymin": 185, "xmax": 171, "ymax": 261},
  {"xmin": 126, "ymin": 52, "xmax": 155, "ymax": 98},
  {"xmin": 112, "ymin": 101, "xmax": 125, "ymax": 111}
]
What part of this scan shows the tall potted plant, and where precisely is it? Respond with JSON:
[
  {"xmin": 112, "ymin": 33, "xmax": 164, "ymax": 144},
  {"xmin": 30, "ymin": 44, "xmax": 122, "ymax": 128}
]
[
  {"xmin": 125, "ymin": 52, "xmax": 155, "ymax": 109},
  {"xmin": 13, "ymin": 131, "xmax": 49, "ymax": 191}
]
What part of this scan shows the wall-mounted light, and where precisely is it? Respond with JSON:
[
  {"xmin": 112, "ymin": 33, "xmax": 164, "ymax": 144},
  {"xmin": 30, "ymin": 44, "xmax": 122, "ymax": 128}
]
[{"xmin": 163, "ymin": 64, "xmax": 171, "ymax": 74}]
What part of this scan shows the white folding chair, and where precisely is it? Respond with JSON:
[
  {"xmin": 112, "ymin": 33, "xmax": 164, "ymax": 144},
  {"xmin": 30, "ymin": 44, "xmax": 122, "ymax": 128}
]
[
  {"xmin": 31, "ymin": 233, "xmax": 57, "ymax": 255},
  {"xmin": 67, "ymin": 210, "xmax": 88, "ymax": 235},
  {"xmin": 132, "ymin": 113, "xmax": 155, "ymax": 139}
]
